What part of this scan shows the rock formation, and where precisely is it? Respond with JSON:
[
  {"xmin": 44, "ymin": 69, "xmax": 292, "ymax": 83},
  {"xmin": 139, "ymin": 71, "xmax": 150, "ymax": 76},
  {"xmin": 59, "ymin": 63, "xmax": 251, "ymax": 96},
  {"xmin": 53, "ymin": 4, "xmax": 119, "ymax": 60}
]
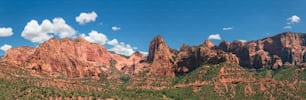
[
  {"xmin": 219, "ymin": 32, "xmax": 306, "ymax": 69},
  {"xmin": 2, "ymin": 32, "xmax": 306, "ymax": 78},
  {"xmin": 203, "ymin": 40, "xmax": 215, "ymax": 48},
  {"xmin": 147, "ymin": 35, "xmax": 175, "ymax": 77},
  {"xmin": 175, "ymin": 41, "xmax": 239, "ymax": 75},
  {"xmin": 119, "ymin": 52, "xmax": 146, "ymax": 74},
  {"xmin": 2, "ymin": 46, "xmax": 36, "ymax": 66},
  {"xmin": 1, "ymin": 37, "xmax": 142, "ymax": 78},
  {"xmin": 271, "ymin": 55, "xmax": 282, "ymax": 70},
  {"xmin": 25, "ymin": 37, "xmax": 114, "ymax": 78},
  {"xmin": 145, "ymin": 32, "xmax": 306, "ymax": 76},
  {"xmin": 147, "ymin": 36, "xmax": 239, "ymax": 76}
]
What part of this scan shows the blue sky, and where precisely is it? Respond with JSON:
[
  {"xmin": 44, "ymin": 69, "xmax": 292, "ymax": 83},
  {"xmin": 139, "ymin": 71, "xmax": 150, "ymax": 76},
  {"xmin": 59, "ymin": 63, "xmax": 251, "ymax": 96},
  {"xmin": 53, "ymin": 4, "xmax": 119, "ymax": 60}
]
[{"xmin": 0, "ymin": 0, "xmax": 306, "ymax": 56}]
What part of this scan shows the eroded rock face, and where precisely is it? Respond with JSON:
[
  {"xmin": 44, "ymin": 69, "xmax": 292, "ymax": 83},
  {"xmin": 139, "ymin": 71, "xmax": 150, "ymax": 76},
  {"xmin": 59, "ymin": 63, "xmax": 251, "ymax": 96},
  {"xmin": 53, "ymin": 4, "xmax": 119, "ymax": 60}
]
[
  {"xmin": 147, "ymin": 35, "xmax": 175, "ymax": 77},
  {"xmin": 118, "ymin": 52, "xmax": 146, "ymax": 74},
  {"xmin": 203, "ymin": 40, "xmax": 215, "ymax": 48},
  {"xmin": 271, "ymin": 55, "xmax": 282, "ymax": 70},
  {"xmin": 219, "ymin": 32, "xmax": 306, "ymax": 69},
  {"xmin": 263, "ymin": 32, "xmax": 306, "ymax": 65},
  {"xmin": 1, "ymin": 37, "xmax": 140, "ymax": 79},
  {"xmin": 3, "ymin": 32, "xmax": 306, "ymax": 78},
  {"xmin": 147, "ymin": 36, "xmax": 240, "ymax": 76},
  {"xmin": 175, "ymin": 44, "xmax": 239, "ymax": 75},
  {"xmin": 2, "ymin": 46, "xmax": 36, "ymax": 66},
  {"xmin": 26, "ymin": 37, "xmax": 113, "ymax": 78}
]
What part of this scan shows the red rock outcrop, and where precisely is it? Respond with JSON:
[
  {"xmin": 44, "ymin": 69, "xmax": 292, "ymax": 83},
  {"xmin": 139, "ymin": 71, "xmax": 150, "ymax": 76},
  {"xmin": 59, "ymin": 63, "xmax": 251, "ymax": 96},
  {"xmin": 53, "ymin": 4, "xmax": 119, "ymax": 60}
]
[
  {"xmin": 147, "ymin": 35, "xmax": 175, "ymax": 77},
  {"xmin": 4, "ymin": 32, "xmax": 306, "ymax": 78},
  {"xmin": 271, "ymin": 55, "xmax": 282, "ymax": 70},
  {"xmin": 263, "ymin": 32, "xmax": 306, "ymax": 65},
  {"xmin": 203, "ymin": 40, "xmax": 215, "ymax": 48},
  {"xmin": 147, "ymin": 36, "xmax": 239, "ymax": 76},
  {"xmin": 175, "ymin": 43, "xmax": 239, "ymax": 74},
  {"xmin": 2, "ymin": 46, "xmax": 36, "ymax": 66},
  {"xmin": 118, "ymin": 52, "xmax": 146, "ymax": 74},
  {"xmin": 25, "ymin": 37, "xmax": 113, "ymax": 78},
  {"xmin": 1, "ymin": 37, "xmax": 141, "ymax": 79},
  {"xmin": 219, "ymin": 32, "xmax": 306, "ymax": 69},
  {"xmin": 146, "ymin": 35, "xmax": 240, "ymax": 76},
  {"xmin": 129, "ymin": 51, "xmax": 145, "ymax": 64}
]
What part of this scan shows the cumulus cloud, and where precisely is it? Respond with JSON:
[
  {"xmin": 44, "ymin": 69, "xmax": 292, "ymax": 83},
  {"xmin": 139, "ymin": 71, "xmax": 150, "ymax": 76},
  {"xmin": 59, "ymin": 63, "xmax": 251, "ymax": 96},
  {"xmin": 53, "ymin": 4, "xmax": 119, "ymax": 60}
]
[
  {"xmin": 288, "ymin": 15, "xmax": 300, "ymax": 24},
  {"xmin": 80, "ymin": 30, "xmax": 146, "ymax": 56},
  {"xmin": 208, "ymin": 34, "xmax": 221, "ymax": 40},
  {"xmin": 139, "ymin": 51, "xmax": 148, "ymax": 56},
  {"xmin": 80, "ymin": 30, "xmax": 108, "ymax": 45},
  {"xmin": 21, "ymin": 18, "xmax": 76, "ymax": 43},
  {"xmin": 0, "ymin": 27, "xmax": 13, "ymax": 37},
  {"xmin": 107, "ymin": 38, "xmax": 136, "ymax": 56},
  {"xmin": 284, "ymin": 15, "xmax": 301, "ymax": 29},
  {"xmin": 222, "ymin": 27, "xmax": 233, "ymax": 31},
  {"xmin": 112, "ymin": 26, "xmax": 121, "ymax": 31},
  {"xmin": 76, "ymin": 11, "xmax": 98, "ymax": 24},
  {"xmin": 108, "ymin": 42, "xmax": 135, "ymax": 56},
  {"xmin": 0, "ymin": 44, "xmax": 12, "ymax": 52},
  {"xmin": 107, "ymin": 39, "xmax": 118, "ymax": 45}
]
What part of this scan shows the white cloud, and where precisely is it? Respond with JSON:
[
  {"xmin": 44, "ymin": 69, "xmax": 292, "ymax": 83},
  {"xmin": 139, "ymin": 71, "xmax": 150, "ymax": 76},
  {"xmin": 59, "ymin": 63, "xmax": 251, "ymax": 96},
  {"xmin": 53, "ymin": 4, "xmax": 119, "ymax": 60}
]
[
  {"xmin": 112, "ymin": 26, "xmax": 121, "ymax": 31},
  {"xmin": 284, "ymin": 26, "xmax": 292, "ymax": 29},
  {"xmin": 21, "ymin": 18, "xmax": 76, "ymax": 43},
  {"xmin": 222, "ymin": 27, "xmax": 233, "ymax": 31},
  {"xmin": 288, "ymin": 15, "xmax": 300, "ymax": 24},
  {"xmin": 52, "ymin": 18, "xmax": 76, "ymax": 38},
  {"xmin": 81, "ymin": 30, "xmax": 108, "ymax": 45},
  {"xmin": 107, "ymin": 39, "xmax": 118, "ymax": 45},
  {"xmin": 139, "ymin": 51, "xmax": 148, "ymax": 56},
  {"xmin": 0, "ymin": 27, "xmax": 13, "ymax": 37},
  {"xmin": 22, "ymin": 20, "xmax": 53, "ymax": 43},
  {"xmin": 0, "ymin": 44, "xmax": 12, "ymax": 52},
  {"xmin": 208, "ymin": 34, "xmax": 221, "ymax": 40},
  {"xmin": 107, "ymin": 38, "xmax": 148, "ymax": 56},
  {"xmin": 284, "ymin": 15, "xmax": 301, "ymax": 29},
  {"xmin": 80, "ymin": 30, "xmax": 145, "ymax": 56},
  {"xmin": 108, "ymin": 42, "xmax": 135, "ymax": 56},
  {"xmin": 238, "ymin": 40, "xmax": 247, "ymax": 43},
  {"xmin": 76, "ymin": 11, "xmax": 98, "ymax": 24}
]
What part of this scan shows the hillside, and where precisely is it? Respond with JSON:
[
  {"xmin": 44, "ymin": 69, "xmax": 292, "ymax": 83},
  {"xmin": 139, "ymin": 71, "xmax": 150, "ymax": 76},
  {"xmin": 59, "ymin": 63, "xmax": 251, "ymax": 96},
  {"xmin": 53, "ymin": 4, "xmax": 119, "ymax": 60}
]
[{"xmin": 0, "ymin": 32, "xmax": 306, "ymax": 99}]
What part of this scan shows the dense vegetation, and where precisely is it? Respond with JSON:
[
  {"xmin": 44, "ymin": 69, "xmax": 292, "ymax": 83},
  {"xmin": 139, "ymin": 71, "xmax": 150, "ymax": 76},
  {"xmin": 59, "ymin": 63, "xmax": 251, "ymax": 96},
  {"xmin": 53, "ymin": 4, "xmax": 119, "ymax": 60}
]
[{"xmin": 0, "ymin": 63, "xmax": 305, "ymax": 99}]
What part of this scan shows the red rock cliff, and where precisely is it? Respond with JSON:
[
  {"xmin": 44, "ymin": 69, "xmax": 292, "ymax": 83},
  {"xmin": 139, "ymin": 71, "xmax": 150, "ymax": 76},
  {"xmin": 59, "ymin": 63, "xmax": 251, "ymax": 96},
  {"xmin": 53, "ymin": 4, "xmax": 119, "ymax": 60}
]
[
  {"xmin": 147, "ymin": 35, "xmax": 175, "ymax": 77},
  {"xmin": 2, "ymin": 46, "xmax": 36, "ymax": 66},
  {"xmin": 219, "ymin": 32, "xmax": 306, "ymax": 69},
  {"xmin": 1, "ymin": 37, "xmax": 140, "ymax": 78}
]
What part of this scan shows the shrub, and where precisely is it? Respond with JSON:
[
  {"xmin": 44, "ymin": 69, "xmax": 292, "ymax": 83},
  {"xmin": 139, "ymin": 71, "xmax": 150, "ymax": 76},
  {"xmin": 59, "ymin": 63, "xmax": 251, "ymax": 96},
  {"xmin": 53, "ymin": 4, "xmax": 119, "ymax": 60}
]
[{"xmin": 120, "ymin": 76, "xmax": 130, "ymax": 84}]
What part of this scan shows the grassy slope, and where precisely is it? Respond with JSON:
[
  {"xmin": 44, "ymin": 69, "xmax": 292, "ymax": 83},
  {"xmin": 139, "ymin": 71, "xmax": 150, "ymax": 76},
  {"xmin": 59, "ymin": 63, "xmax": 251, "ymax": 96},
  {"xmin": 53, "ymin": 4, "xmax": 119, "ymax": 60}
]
[{"xmin": 0, "ymin": 63, "xmax": 305, "ymax": 99}]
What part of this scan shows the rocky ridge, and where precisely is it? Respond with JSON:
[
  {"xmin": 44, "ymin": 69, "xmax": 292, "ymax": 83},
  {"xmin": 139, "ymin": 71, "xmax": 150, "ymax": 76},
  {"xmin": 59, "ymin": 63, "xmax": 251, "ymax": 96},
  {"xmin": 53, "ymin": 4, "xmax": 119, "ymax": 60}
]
[
  {"xmin": 2, "ymin": 37, "xmax": 145, "ymax": 78},
  {"xmin": 0, "ymin": 32, "xmax": 306, "ymax": 99},
  {"xmin": 146, "ymin": 36, "xmax": 239, "ymax": 77},
  {"xmin": 219, "ymin": 32, "xmax": 306, "ymax": 69},
  {"xmin": 1, "ymin": 32, "xmax": 306, "ymax": 78}
]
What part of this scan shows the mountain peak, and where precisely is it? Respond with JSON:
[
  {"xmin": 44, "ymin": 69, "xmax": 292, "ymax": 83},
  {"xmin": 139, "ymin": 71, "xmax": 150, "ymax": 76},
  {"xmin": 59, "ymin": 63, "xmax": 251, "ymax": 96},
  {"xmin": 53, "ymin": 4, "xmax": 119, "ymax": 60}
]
[
  {"xmin": 153, "ymin": 35, "xmax": 166, "ymax": 44},
  {"xmin": 147, "ymin": 35, "xmax": 169, "ymax": 62},
  {"xmin": 147, "ymin": 35, "xmax": 175, "ymax": 77},
  {"xmin": 203, "ymin": 39, "xmax": 215, "ymax": 48},
  {"xmin": 75, "ymin": 36, "xmax": 88, "ymax": 43}
]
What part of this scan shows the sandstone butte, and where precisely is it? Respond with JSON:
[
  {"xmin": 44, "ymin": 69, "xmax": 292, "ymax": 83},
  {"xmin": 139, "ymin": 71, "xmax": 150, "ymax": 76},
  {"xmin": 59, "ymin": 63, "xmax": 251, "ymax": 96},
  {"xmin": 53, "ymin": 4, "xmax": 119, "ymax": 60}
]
[
  {"xmin": 1, "ymin": 32, "xmax": 306, "ymax": 78},
  {"xmin": 1, "ymin": 37, "xmax": 144, "ymax": 79}
]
